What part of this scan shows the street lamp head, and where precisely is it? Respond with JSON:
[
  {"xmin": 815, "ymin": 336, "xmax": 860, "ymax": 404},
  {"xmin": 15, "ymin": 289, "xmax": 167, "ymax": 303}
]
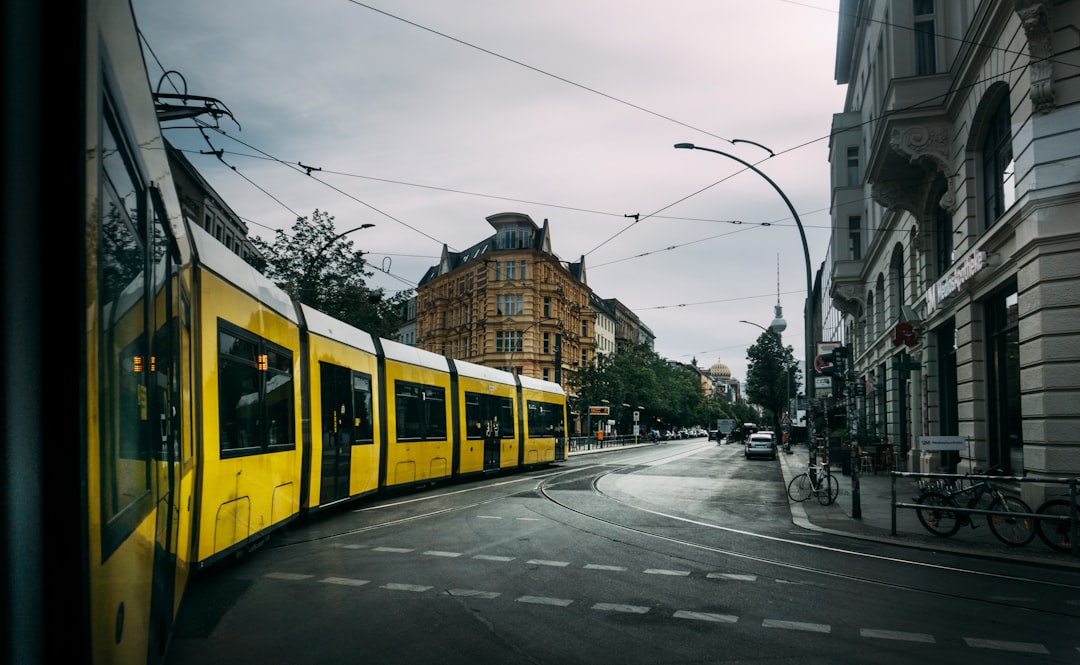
[{"xmin": 673, "ymin": 143, "xmax": 696, "ymax": 150}]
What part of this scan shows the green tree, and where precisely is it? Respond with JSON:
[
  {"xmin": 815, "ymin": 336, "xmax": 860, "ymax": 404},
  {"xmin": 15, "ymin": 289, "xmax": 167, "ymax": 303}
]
[
  {"xmin": 745, "ymin": 331, "xmax": 801, "ymax": 432},
  {"xmin": 250, "ymin": 209, "xmax": 411, "ymax": 338},
  {"xmin": 571, "ymin": 344, "xmax": 709, "ymax": 436}
]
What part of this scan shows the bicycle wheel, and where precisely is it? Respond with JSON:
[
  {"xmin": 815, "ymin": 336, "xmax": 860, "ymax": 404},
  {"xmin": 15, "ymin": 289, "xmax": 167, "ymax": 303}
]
[
  {"xmin": 915, "ymin": 491, "xmax": 961, "ymax": 536},
  {"xmin": 1035, "ymin": 499, "xmax": 1077, "ymax": 553},
  {"xmin": 816, "ymin": 473, "xmax": 839, "ymax": 506},
  {"xmin": 987, "ymin": 495, "xmax": 1035, "ymax": 546},
  {"xmin": 786, "ymin": 473, "xmax": 812, "ymax": 502}
]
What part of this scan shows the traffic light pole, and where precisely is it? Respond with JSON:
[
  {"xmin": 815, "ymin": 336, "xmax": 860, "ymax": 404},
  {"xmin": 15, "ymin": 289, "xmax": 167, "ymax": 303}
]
[{"xmin": 825, "ymin": 346, "xmax": 860, "ymax": 519}]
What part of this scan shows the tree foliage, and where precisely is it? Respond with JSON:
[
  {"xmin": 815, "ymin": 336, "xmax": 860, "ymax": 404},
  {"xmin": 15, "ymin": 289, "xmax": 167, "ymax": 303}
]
[
  {"xmin": 569, "ymin": 344, "xmax": 747, "ymax": 435},
  {"xmin": 744, "ymin": 331, "xmax": 801, "ymax": 432},
  {"xmin": 250, "ymin": 210, "xmax": 412, "ymax": 339}
]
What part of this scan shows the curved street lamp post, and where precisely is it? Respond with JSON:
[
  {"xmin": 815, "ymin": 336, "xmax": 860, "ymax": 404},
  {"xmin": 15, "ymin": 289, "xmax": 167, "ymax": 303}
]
[{"xmin": 677, "ymin": 142, "xmax": 855, "ymax": 517}]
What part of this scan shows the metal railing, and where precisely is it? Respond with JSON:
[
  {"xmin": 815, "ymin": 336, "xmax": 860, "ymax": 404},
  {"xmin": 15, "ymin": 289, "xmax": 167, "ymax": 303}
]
[{"xmin": 889, "ymin": 470, "xmax": 1079, "ymax": 556}]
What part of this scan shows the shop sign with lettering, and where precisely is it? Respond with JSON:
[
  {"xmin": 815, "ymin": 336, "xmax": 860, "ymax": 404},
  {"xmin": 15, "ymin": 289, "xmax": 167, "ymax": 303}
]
[{"xmin": 925, "ymin": 250, "xmax": 989, "ymax": 314}]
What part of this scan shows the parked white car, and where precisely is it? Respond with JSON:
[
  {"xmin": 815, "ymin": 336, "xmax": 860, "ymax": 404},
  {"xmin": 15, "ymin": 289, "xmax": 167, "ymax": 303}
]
[{"xmin": 744, "ymin": 432, "xmax": 777, "ymax": 460}]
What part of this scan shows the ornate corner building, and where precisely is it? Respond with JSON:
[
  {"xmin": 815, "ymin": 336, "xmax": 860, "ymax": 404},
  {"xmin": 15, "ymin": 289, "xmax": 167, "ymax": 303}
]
[
  {"xmin": 824, "ymin": 0, "xmax": 1079, "ymax": 497},
  {"xmin": 413, "ymin": 212, "xmax": 597, "ymax": 385}
]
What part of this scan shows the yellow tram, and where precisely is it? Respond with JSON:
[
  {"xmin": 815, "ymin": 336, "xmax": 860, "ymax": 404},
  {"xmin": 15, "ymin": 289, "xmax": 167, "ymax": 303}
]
[{"xmin": 73, "ymin": 5, "xmax": 568, "ymax": 664}]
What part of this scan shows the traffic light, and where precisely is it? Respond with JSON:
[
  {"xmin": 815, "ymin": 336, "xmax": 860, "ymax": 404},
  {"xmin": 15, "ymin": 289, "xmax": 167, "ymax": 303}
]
[{"xmin": 819, "ymin": 346, "xmax": 848, "ymax": 377}]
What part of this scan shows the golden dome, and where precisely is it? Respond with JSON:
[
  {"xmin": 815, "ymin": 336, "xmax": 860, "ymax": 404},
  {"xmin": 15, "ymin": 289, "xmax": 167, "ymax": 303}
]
[{"xmin": 710, "ymin": 358, "xmax": 731, "ymax": 380}]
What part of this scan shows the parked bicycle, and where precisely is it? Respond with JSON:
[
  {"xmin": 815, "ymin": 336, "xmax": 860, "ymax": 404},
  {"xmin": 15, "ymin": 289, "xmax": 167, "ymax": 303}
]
[
  {"xmin": 914, "ymin": 467, "xmax": 1035, "ymax": 546},
  {"xmin": 1034, "ymin": 495, "xmax": 1079, "ymax": 553},
  {"xmin": 787, "ymin": 463, "xmax": 839, "ymax": 506}
]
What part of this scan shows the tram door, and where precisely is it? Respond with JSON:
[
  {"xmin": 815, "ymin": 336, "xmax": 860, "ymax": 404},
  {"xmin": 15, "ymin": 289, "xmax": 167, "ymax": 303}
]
[
  {"xmin": 483, "ymin": 395, "xmax": 501, "ymax": 470},
  {"xmin": 319, "ymin": 363, "xmax": 353, "ymax": 504}
]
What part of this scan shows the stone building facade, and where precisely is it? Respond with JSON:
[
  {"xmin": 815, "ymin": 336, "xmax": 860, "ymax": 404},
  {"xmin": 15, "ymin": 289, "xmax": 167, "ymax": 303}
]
[
  {"xmin": 825, "ymin": 0, "xmax": 1080, "ymax": 502},
  {"xmin": 414, "ymin": 212, "xmax": 596, "ymax": 385}
]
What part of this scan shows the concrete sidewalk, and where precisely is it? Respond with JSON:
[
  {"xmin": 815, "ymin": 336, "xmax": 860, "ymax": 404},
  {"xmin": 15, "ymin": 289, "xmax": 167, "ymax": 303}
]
[{"xmin": 777, "ymin": 444, "xmax": 1080, "ymax": 568}]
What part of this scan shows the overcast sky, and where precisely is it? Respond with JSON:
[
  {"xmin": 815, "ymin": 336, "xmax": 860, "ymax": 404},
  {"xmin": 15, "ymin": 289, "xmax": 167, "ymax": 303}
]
[{"xmin": 134, "ymin": 0, "xmax": 848, "ymax": 388}]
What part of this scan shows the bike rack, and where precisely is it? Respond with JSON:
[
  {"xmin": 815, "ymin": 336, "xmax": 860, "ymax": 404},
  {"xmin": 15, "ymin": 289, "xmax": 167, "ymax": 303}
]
[{"xmin": 889, "ymin": 470, "xmax": 1079, "ymax": 556}]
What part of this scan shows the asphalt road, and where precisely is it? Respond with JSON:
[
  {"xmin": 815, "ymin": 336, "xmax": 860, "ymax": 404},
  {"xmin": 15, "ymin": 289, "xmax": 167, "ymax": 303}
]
[{"xmin": 163, "ymin": 438, "xmax": 1080, "ymax": 665}]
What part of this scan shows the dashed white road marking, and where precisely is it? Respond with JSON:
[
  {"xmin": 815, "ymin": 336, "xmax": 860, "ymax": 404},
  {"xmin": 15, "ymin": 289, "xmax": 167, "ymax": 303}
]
[
  {"xmin": 264, "ymin": 572, "xmax": 313, "ymax": 580},
  {"xmin": 517, "ymin": 595, "xmax": 573, "ymax": 607},
  {"xmin": 473, "ymin": 554, "xmax": 515, "ymax": 562},
  {"xmin": 446, "ymin": 589, "xmax": 501, "ymax": 599},
  {"xmin": 320, "ymin": 577, "xmax": 370, "ymax": 587},
  {"xmin": 860, "ymin": 628, "xmax": 935, "ymax": 643},
  {"xmin": 644, "ymin": 568, "xmax": 691, "ymax": 576},
  {"xmin": 964, "ymin": 638, "xmax": 1049, "ymax": 654},
  {"xmin": 516, "ymin": 517, "xmax": 541, "ymax": 521},
  {"xmin": 706, "ymin": 573, "xmax": 757, "ymax": 582},
  {"xmin": 584, "ymin": 564, "xmax": 627, "ymax": 571},
  {"xmin": 423, "ymin": 550, "xmax": 462, "ymax": 557},
  {"xmin": 381, "ymin": 583, "xmax": 432, "ymax": 593},
  {"xmin": 527, "ymin": 559, "xmax": 570, "ymax": 567},
  {"xmin": 373, "ymin": 546, "xmax": 413, "ymax": 553},
  {"xmin": 592, "ymin": 602, "xmax": 650, "ymax": 614},
  {"xmin": 341, "ymin": 544, "xmax": 369, "ymax": 549},
  {"xmin": 477, "ymin": 515, "xmax": 501, "ymax": 519},
  {"xmin": 762, "ymin": 619, "xmax": 830, "ymax": 633},
  {"xmin": 674, "ymin": 610, "xmax": 738, "ymax": 623}
]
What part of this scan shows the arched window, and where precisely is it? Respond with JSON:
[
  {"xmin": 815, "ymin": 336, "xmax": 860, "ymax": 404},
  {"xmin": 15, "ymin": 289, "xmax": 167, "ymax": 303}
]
[
  {"xmin": 875, "ymin": 274, "xmax": 886, "ymax": 338},
  {"xmin": 979, "ymin": 88, "xmax": 1014, "ymax": 229},
  {"xmin": 891, "ymin": 245, "xmax": 905, "ymax": 321},
  {"xmin": 866, "ymin": 290, "xmax": 875, "ymax": 343},
  {"xmin": 932, "ymin": 173, "xmax": 953, "ymax": 277}
]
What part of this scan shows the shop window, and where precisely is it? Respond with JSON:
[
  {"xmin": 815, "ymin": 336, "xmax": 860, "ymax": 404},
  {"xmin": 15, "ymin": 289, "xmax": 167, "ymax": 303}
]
[{"xmin": 985, "ymin": 286, "xmax": 1021, "ymax": 474}]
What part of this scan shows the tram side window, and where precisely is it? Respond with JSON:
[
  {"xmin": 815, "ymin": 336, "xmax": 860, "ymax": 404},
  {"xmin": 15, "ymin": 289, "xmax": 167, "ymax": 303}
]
[
  {"xmin": 527, "ymin": 400, "xmax": 565, "ymax": 438},
  {"xmin": 99, "ymin": 92, "xmax": 153, "ymax": 556},
  {"xmin": 463, "ymin": 392, "xmax": 516, "ymax": 440},
  {"xmin": 465, "ymin": 392, "xmax": 484, "ymax": 440},
  {"xmin": 218, "ymin": 322, "xmax": 295, "ymax": 456},
  {"xmin": 351, "ymin": 372, "xmax": 374, "ymax": 443},
  {"xmin": 498, "ymin": 396, "xmax": 515, "ymax": 438},
  {"xmin": 395, "ymin": 380, "xmax": 446, "ymax": 441}
]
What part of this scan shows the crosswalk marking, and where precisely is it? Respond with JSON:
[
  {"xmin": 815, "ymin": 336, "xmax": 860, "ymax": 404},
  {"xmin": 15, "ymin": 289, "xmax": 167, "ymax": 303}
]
[
  {"xmin": 320, "ymin": 577, "xmax": 370, "ymax": 587},
  {"xmin": 964, "ymin": 638, "xmax": 1050, "ymax": 654},
  {"xmin": 860, "ymin": 628, "xmax": 934, "ymax": 643},
  {"xmin": 762, "ymin": 619, "xmax": 830, "ymax": 633},
  {"xmin": 446, "ymin": 589, "xmax": 500, "ymax": 599},
  {"xmin": 592, "ymin": 602, "xmax": 650, "ymax": 614},
  {"xmin": 706, "ymin": 573, "xmax": 756, "ymax": 582},
  {"xmin": 264, "ymin": 572, "xmax": 313, "ymax": 580},
  {"xmin": 381, "ymin": 583, "xmax": 432, "ymax": 593},
  {"xmin": 517, "ymin": 595, "xmax": 573, "ymax": 607},
  {"xmin": 263, "ymin": 564, "xmax": 1059, "ymax": 654},
  {"xmin": 673, "ymin": 610, "xmax": 738, "ymax": 623}
]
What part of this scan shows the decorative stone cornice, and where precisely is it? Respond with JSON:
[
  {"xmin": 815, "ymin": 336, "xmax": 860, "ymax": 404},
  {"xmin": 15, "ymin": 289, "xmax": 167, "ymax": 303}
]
[
  {"xmin": 1015, "ymin": 0, "xmax": 1055, "ymax": 114},
  {"xmin": 830, "ymin": 282, "xmax": 865, "ymax": 318},
  {"xmin": 870, "ymin": 123, "xmax": 958, "ymax": 215},
  {"xmin": 890, "ymin": 124, "xmax": 950, "ymax": 174}
]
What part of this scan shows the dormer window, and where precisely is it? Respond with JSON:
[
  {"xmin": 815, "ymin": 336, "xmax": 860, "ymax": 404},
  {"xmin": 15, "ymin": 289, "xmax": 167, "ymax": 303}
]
[{"xmin": 497, "ymin": 225, "xmax": 532, "ymax": 250}]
